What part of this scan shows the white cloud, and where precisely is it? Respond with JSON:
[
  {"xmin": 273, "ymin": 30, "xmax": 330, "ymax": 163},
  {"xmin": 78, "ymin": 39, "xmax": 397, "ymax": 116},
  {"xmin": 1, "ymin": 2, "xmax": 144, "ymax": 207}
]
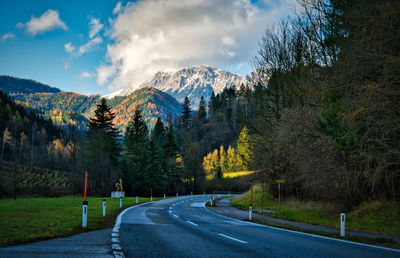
[
  {"xmin": 97, "ymin": 0, "xmax": 295, "ymax": 92},
  {"xmin": 79, "ymin": 72, "xmax": 94, "ymax": 79},
  {"xmin": 65, "ymin": 18, "xmax": 103, "ymax": 58},
  {"xmin": 88, "ymin": 18, "xmax": 104, "ymax": 39},
  {"xmin": 78, "ymin": 36, "xmax": 103, "ymax": 55},
  {"xmin": 96, "ymin": 64, "xmax": 116, "ymax": 85},
  {"xmin": 0, "ymin": 33, "xmax": 15, "ymax": 42},
  {"xmin": 64, "ymin": 42, "xmax": 75, "ymax": 53},
  {"xmin": 113, "ymin": 2, "xmax": 122, "ymax": 15},
  {"xmin": 18, "ymin": 10, "xmax": 67, "ymax": 35}
]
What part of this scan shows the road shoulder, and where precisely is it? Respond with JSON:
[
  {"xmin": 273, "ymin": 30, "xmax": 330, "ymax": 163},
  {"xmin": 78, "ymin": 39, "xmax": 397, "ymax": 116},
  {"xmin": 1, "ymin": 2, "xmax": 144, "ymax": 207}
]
[{"xmin": 206, "ymin": 196, "xmax": 400, "ymax": 247}]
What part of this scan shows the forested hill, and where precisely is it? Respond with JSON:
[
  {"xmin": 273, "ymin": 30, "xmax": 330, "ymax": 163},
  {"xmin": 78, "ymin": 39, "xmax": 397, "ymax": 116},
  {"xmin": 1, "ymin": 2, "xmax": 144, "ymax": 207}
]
[
  {"xmin": 13, "ymin": 92, "xmax": 99, "ymax": 116},
  {"xmin": 109, "ymin": 87, "xmax": 182, "ymax": 131},
  {"xmin": 0, "ymin": 89, "xmax": 62, "ymax": 151},
  {"xmin": 0, "ymin": 75, "xmax": 61, "ymax": 96}
]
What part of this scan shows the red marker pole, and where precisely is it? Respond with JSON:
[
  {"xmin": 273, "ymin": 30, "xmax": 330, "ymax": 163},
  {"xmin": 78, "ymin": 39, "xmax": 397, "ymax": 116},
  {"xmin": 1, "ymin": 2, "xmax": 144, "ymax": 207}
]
[
  {"xmin": 249, "ymin": 187, "xmax": 253, "ymax": 220},
  {"xmin": 82, "ymin": 171, "xmax": 88, "ymax": 228},
  {"xmin": 150, "ymin": 188, "xmax": 153, "ymax": 201}
]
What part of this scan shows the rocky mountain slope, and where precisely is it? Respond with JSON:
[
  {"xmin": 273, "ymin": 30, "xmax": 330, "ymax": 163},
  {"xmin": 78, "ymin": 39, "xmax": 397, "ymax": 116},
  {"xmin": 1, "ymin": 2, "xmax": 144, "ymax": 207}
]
[{"xmin": 114, "ymin": 65, "xmax": 249, "ymax": 108}]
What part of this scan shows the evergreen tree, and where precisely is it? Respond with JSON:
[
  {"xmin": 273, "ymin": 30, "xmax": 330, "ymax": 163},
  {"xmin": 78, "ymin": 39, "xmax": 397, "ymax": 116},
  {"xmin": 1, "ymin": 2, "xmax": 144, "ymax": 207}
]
[
  {"xmin": 198, "ymin": 96, "xmax": 207, "ymax": 123},
  {"xmin": 219, "ymin": 145, "xmax": 227, "ymax": 173},
  {"xmin": 152, "ymin": 117, "xmax": 165, "ymax": 145},
  {"xmin": 163, "ymin": 123, "xmax": 183, "ymax": 194},
  {"xmin": 236, "ymin": 126, "xmax": 251, "ymax": 171},
  {"xmin": 86, "ymin": 98, "xmax": 120, "ymax": 195},
  {"xmin": 211, "ymin": 149, "xmax": 219, "ymax": 176},
  {"xmin": 124, "ymin": 106, "xmax": 149, "ymax": 195},
  {"xmin": 227, "ymin": 145, "xmax": 237, "ymax": 172},
  {"xmin": 180, "ymin": 96, "xmax": 192, "ymax": 129},
  {"xmin": 148, "ymin": 134, "xmax": 165, "ymax": 194}
]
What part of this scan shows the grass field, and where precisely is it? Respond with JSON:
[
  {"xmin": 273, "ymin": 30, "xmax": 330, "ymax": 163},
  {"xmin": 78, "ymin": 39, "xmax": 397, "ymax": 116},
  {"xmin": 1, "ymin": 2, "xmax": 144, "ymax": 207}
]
[
  {"xmin": 0, "ymin": 196, "xmax": 161, "ymax": 247},
  {"xmin": 222, "ymin": 171, "xmax": 255, "ymax": 178},
  {"xmin": 231, "ymin": 185, "xmax": 400, "ymax": 236}
]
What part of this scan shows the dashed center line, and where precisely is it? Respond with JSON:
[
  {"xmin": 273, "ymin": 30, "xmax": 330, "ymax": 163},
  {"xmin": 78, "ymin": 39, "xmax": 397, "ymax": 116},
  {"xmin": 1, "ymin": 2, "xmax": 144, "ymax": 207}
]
[
  {"xmin": 173, "ymin": 214, "xmax": 179, "ymax": 218},
  {"xmin": 217, "ymin": 233, "xmax": 248, "ymax": 244},
  {"xmin": 186, "ymin": 221, "xmax": 198, "ymax": 226}
]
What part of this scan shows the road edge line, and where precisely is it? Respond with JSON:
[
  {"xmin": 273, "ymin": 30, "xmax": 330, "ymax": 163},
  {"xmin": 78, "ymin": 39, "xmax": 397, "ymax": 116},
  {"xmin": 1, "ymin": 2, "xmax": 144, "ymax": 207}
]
[{"xmin": 203, "ymin": 201, "xmax": 400, "ymax": 253}]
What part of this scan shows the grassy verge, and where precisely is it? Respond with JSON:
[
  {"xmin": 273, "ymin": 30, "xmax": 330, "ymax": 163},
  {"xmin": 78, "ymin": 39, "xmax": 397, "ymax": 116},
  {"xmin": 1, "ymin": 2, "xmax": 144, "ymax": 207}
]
[
  {"xmin": 250, "ymin": 218, "xmax": 400, "ymax": 249},
  {"xmin": 222, "ymin": 171, "xmax": 255, "ymax": 178},
  {"xmin": 231, "ymin": 185, "xmax": 400, "ymax": 237},
  {"xmin": 0, "ymin": 195, "xmax": 163, "ymax": 247}
]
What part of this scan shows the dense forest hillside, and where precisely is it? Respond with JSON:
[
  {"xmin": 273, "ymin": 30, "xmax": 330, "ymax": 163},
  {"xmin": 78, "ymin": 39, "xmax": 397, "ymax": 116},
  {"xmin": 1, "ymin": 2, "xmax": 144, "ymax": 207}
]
[
  {"xmin": 109, "ymin": 87, "xmax": 182, "ymax": 131},
  {"xmin": 13, "ymin": 92, "xmax": 99, "ymax": 115},
  {"xmin": 0, "ymin": 76, "xmax": 60, "ymax": 96}
]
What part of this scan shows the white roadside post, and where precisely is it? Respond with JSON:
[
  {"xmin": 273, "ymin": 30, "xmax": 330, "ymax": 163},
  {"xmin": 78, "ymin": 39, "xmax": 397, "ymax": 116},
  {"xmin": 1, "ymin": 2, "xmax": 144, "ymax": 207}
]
[
  {"xmin": 249, "ymin": 204, "xmax": 253, "ymax": 220},
  {"xmin": 120, "ymin": 197, "xmax": 122, "ymax": 208},
  {"xmin": 150, "ymin": 188, "xmax": 153, "ymax": 202},
  {"xmin": 136, "ymin": 196, "xmax": 138, "ymax": 204},
  {"xmin": 276, "ymin": 179, "xmax": 285, "ymax": 210},
  {"xmin": 163, "ymin": 193, "xmax": 166, "ymax": 199},
  {"xmin": 191, "ymin": 191, "xmax": 193, "ymax": 196},
  {"xmin": 340, "ymin": 210, "xmax": 346, "ymax": 237},
  {"xmin": 82, "ymin": 171, "xmax": 88, "ymax": 228},
  {"xmin": 103, "ymin": 199, "xmax": 106, "ymax": 216},
  {"xmin": 82, "ymin": 200, "xmax": 88, "ymax": 228},
  {"xmin": 249, "ymin": 187, "xmax": 253, "ymax": 220},
  {"xmin": 210, "ymin": 192, "xmax": 213, "ymax": 207}
]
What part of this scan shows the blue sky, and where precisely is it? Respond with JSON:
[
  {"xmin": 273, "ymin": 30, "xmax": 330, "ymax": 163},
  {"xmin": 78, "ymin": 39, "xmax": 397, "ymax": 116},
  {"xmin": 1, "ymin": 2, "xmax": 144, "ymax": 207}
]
[{"xmin": 0, "ymin": 0, "xmax": 295, "ymax": 96}]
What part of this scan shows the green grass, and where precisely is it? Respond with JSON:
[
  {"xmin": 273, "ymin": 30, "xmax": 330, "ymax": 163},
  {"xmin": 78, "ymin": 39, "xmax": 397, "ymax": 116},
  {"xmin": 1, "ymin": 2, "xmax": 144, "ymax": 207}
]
[
  {"xmin": 0, "ymin": 196, "xmax": 162, "ymax": 247},
  {"xmin": 222, "ymin": 171, "xmax": 255, "ymax": 178},
  {"xmin": 231, "ymin": 185, "xmax": 400, "ymax": 236}
]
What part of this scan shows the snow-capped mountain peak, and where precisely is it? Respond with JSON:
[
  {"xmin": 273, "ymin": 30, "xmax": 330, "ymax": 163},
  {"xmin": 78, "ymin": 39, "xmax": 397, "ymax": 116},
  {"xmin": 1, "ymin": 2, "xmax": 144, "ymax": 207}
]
[{"xmin": 109, "ymin": 65, "xmax": 249, "ymax": 107}]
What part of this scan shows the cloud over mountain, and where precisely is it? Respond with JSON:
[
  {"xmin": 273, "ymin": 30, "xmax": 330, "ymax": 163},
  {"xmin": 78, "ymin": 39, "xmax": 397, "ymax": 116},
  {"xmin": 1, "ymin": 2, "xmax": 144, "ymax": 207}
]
[{"xmin": 97, "ymin": 0, "xmax": 296, "ymax": 92}]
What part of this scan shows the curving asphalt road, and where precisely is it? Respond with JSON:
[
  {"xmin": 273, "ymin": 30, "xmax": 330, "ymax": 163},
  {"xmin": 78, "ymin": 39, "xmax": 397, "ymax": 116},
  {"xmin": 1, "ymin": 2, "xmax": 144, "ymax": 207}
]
[{"xmin": 115, "ymin": 195, "xmax": 400, "ymax": 258}]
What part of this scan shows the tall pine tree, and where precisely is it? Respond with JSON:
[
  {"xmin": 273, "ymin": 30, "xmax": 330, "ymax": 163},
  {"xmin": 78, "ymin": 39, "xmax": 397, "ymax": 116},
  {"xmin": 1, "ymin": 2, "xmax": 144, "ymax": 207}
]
[
  {"xmin": 180, "ymin": 96, "xmax": 192, "ymax": 130},
  {"xmin": 124, "ymin": 106, "xmax": 149, "ymax": 195},
  {"xmin": 87, "ymin": 98, "xmax": 120, "ymax": 195}
]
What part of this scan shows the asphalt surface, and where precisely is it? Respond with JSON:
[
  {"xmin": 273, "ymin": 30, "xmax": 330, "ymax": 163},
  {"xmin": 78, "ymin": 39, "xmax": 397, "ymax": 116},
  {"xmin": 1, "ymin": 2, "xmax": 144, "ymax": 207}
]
[
  {"xmin": 0, "ymin": 228, "xmax": 113, "ymax": 258},
  {"xmin": 209, "ymin": 196, "xmax": 400, "ymax": 243},
  {"xmin": 118, "ymin": 195, "xmax": 400, "ymax": 258}
]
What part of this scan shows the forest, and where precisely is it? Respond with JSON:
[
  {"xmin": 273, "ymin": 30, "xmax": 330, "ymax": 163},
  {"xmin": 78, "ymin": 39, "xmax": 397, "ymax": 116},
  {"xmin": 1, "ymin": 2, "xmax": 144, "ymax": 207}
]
[{"xmin": 0, "ymin": 0, "xmax": 399, "ymax": 209}]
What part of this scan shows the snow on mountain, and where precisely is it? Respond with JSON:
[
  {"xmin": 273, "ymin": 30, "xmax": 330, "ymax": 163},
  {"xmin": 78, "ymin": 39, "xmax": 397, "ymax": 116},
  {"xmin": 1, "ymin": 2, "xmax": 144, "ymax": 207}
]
[
  {"xmin": 102, "ymin": 88, "xmax": 123, "ymax": 99},
  {"xmin": 114, "ymin": 65, "xmax": 249, "ymax": 108}
]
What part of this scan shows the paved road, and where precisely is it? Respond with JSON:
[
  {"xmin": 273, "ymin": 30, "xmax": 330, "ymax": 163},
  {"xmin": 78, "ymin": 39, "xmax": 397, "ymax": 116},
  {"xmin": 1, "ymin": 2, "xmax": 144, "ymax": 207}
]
[
  {"xmin": 0, "ymin": 228, "xmax": 113, "ymax": 258},
  {"xmin": 117, "ymin": 195, "xmax": 400, "ymax": 258}
]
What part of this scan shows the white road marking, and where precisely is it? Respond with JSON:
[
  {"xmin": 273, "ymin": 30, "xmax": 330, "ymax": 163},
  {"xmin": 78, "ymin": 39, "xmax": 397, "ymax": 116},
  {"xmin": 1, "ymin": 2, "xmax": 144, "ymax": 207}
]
[
  {"xmin": 186, "ymin": 221, "xmax": 198, "ymax": 226},
  {"xmin": 169, "ymin": 210, "xmax": 172, "ymax": 213},
  {"xmin": 203, "ymin": 201, "xmax": 400, "ymax": 253},
  {"xmin": 111, "ymin": 237, "xmax": 119, "ymax": 243},
  {"xmin": 112, "ymin": 233, "xmax": 119, "ymax": 237},
  {"xmin": 217, "ymin": 233, "xmax": 248, "ymax": 244},
  {"xmin": 173, "ymin": 214, "xmax": 179, "ymax": 218}
]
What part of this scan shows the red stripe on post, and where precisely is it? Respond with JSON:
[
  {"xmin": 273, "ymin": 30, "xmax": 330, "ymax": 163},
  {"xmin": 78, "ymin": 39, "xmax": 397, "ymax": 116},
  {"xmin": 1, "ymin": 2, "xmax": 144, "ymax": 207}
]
[
  {"xmin": 250, "ymin": 187, "xmax": 253, "ymax": 205},
  {"xmin": 84, "ymin": 171, "xmax": 88, "ymax": 201}
]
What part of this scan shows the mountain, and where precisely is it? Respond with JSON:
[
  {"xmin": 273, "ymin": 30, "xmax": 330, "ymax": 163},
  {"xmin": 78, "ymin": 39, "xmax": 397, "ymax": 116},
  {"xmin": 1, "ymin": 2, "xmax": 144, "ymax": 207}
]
[
  {"xmin": 0, "ymin": 75, "xmax": 61, "ymax": 96},
  {"xmin": 13, "ymin": 92, "xmax": 99, "ymax": 129},
  {"xmin": 113, "ymin": 65, "xmax": 249, "ymax": 108},
  {"xmin": 4, "ymin": 76, "xmax": 182, "ymax": 131},
  {"xmin": 108, "ymin": 87, "xmax": 182, "ymax": 131},
  {"xmin": 13, "ymin": 92, "xmax": 99, "ymax": 116}
]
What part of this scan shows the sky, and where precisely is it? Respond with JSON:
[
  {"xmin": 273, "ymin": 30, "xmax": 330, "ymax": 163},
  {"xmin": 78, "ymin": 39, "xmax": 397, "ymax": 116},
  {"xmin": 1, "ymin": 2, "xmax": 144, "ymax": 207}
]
[{"xmin": 0, "ymin": 0, "xmax": 297, "ymax": 96}]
